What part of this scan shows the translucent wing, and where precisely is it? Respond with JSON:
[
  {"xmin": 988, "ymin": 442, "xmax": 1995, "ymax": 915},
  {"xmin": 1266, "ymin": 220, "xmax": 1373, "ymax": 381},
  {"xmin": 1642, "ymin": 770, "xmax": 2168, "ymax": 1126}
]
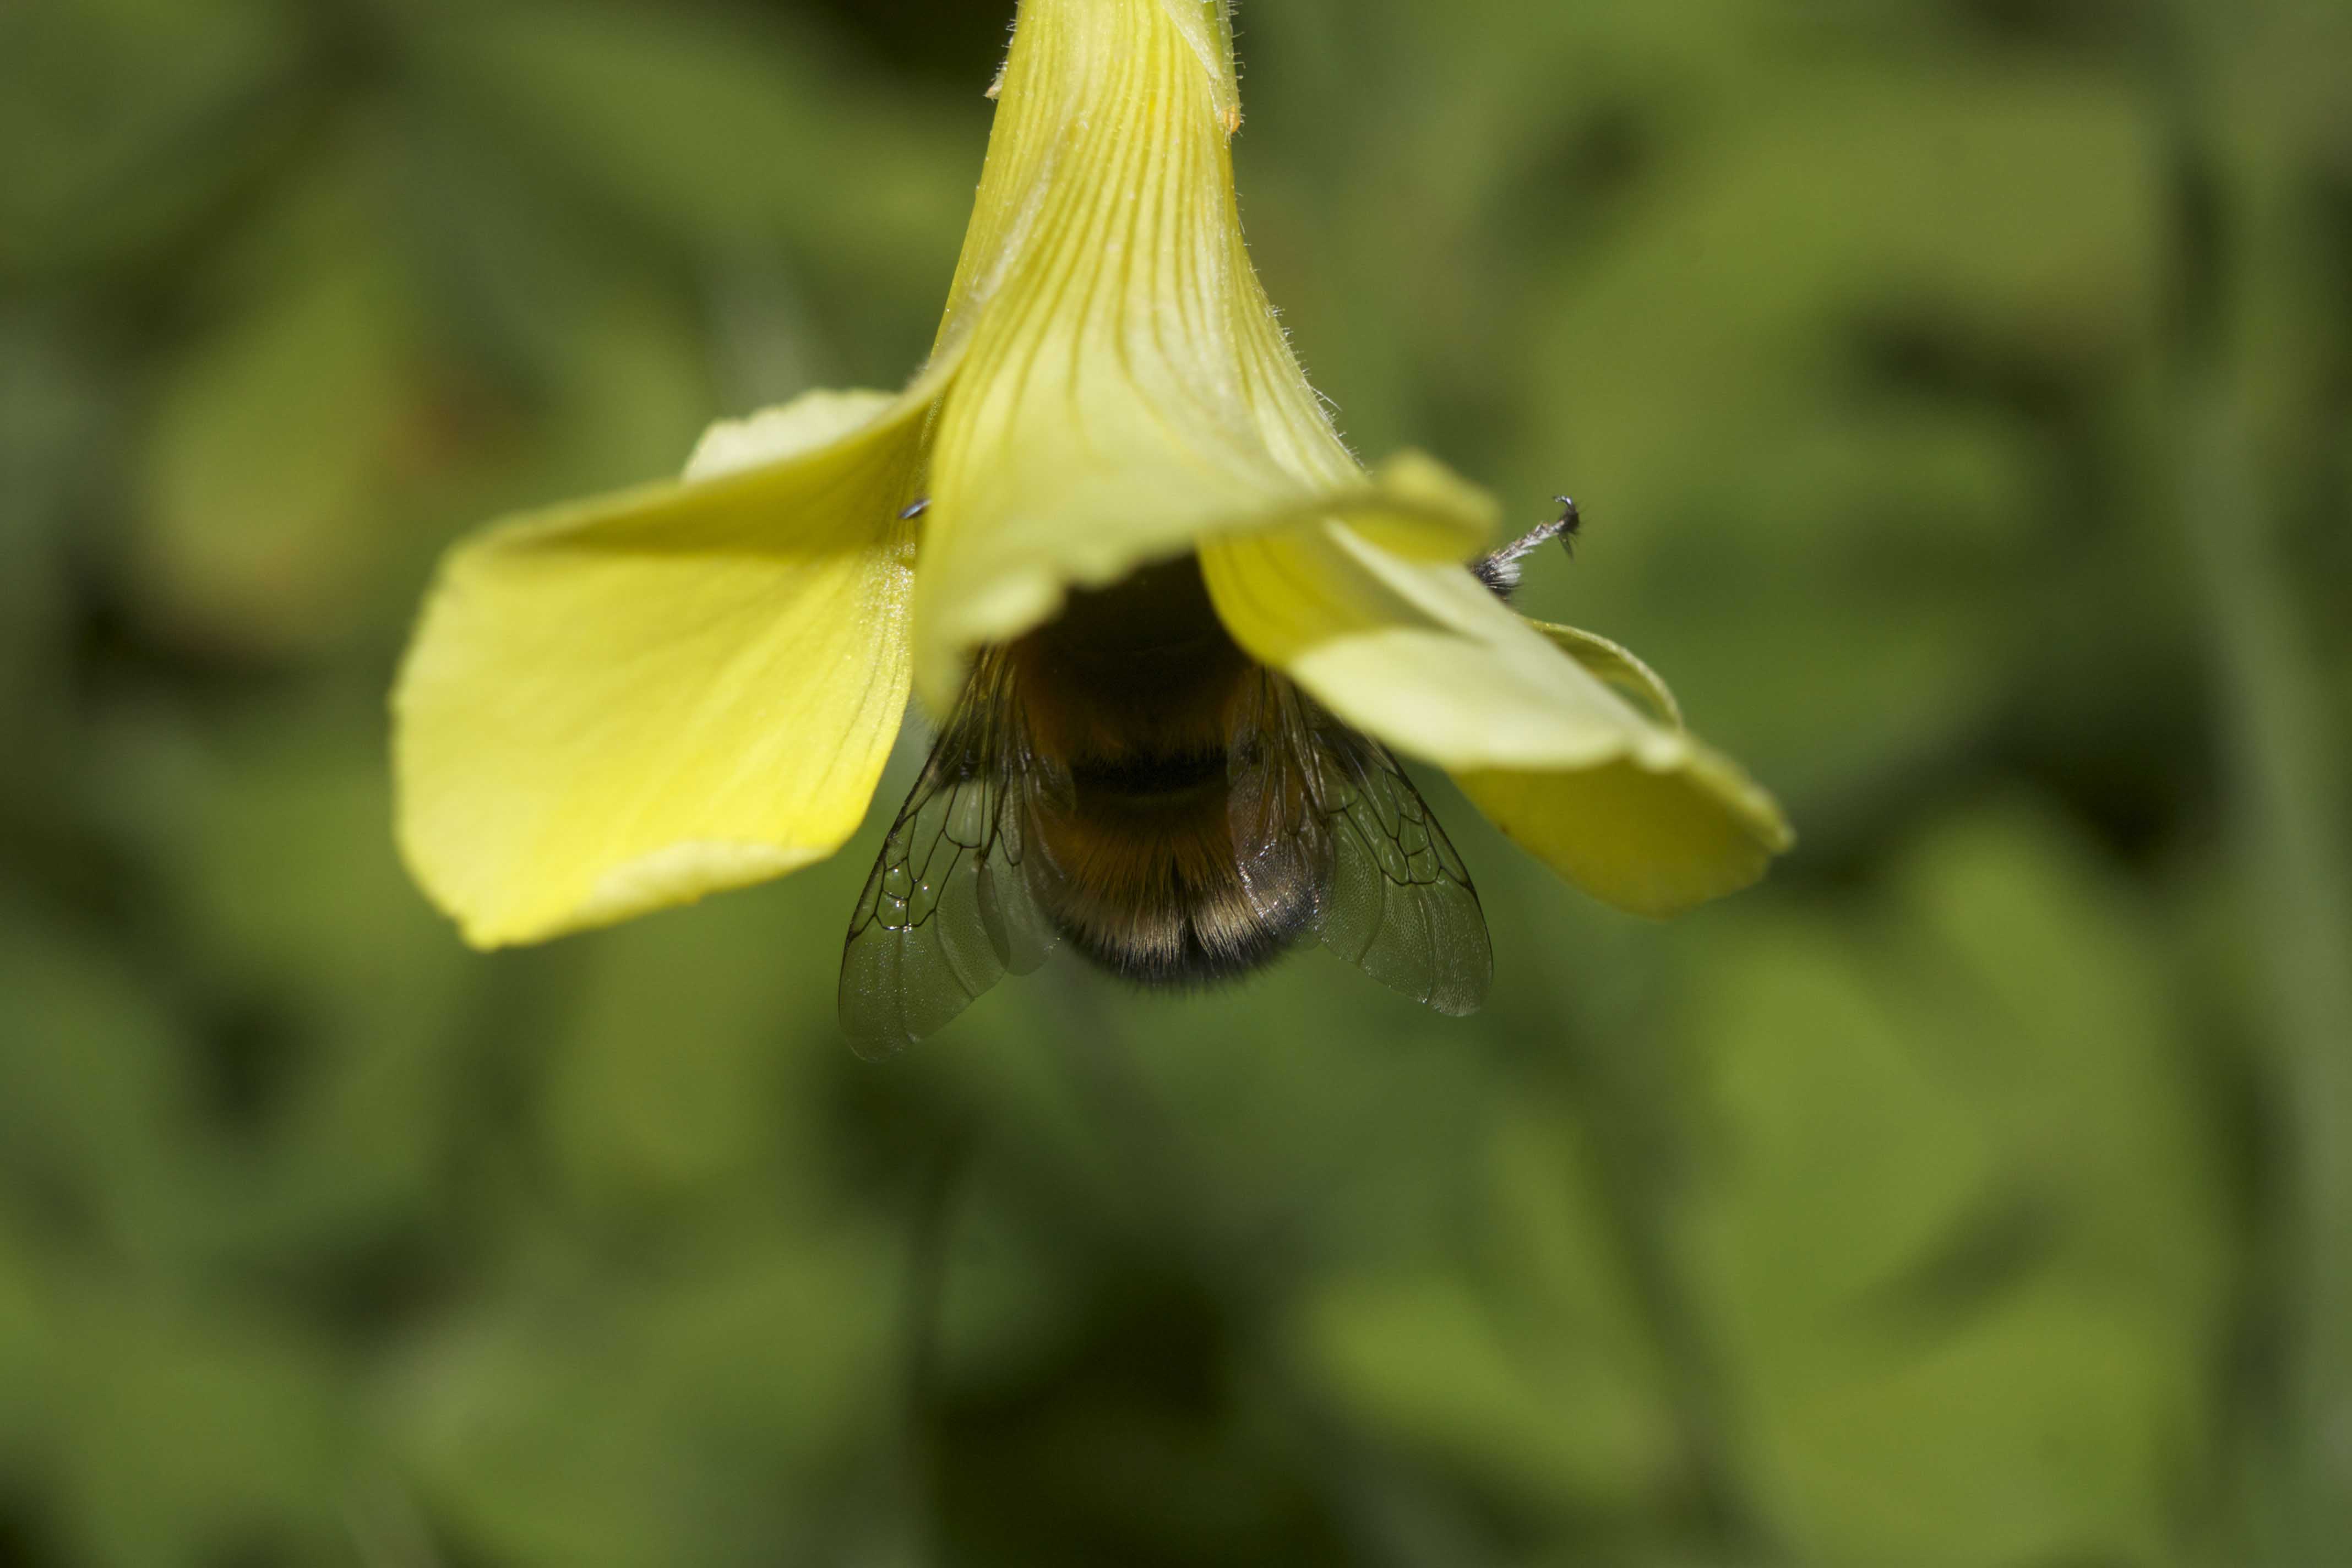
[
  {"xmin": 1231, "ymin": 676, "xmax": 1493, "ymax": 1017},
  {"xmin": 839, "ymin": 657, "xmax": 1057, "ymax": 1059},
  {"xmin": 1314, "ymin": 732, "xmax": 1493, "ymax": 1016}
]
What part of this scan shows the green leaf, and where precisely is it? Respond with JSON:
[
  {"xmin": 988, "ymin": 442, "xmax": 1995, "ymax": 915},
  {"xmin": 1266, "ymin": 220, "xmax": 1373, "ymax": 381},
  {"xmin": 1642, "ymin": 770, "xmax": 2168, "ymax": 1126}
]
[
  {"xmin": 413, "ymin": 4, "xmax": 838, "ymax": 253},
  {"xmin": 136, "ymin": 232, "xmax": 417, "ymax": 655},
  {"xmin": 1676, "ymin": 807, "xmax": 2226, "ymax": 1566},
  {"xmin": 1297, "ymin": 1109, "xmax": 1680, "ymax": 1516},
  {"xmin": 0, "ymin": 0, "xmax": 297, "ymax": 273},
  {"xmin": 391, "ymin": 1240, "xmax": 899, "ymax": 1568},
  {"xmin": 0, "ymin": 909, "xmax": 208, "ymax": 1269}
]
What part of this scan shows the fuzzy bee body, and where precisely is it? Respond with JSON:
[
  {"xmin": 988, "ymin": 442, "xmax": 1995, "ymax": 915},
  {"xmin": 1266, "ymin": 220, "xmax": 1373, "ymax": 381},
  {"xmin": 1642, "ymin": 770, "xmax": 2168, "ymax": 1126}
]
[
  {"xmin": 838, "ymin": 555, "xmax": 1494, "ymax": 1058},
  {"xmin": 1011, "ymin": 559, "xmax": 1315, "ymax": 986}
]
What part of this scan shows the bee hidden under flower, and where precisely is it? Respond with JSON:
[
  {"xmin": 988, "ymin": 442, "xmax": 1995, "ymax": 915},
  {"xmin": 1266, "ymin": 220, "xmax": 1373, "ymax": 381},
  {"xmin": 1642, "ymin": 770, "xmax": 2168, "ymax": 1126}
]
[{"xmin": 838, "ymin": 508, "xmax": 1585, "ymax": 1057}]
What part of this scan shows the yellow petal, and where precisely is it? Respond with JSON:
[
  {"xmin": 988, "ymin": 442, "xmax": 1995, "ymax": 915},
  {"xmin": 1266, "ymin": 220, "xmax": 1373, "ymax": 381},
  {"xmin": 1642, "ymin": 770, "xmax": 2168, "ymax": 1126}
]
[
  {"xmin": 1202, "ymin": 530, "xmax": 1793, "ymax": 914},
  {"xmin": 1456, "ymin": 749, "xmax": 1792, "ymax": 919},
  {"xmin": 909, "ymin": 0, "xmax": 1492, "ymax": 710},
  {"xmin": 1539, "ymin": 622, "xmax": 1684, "ymax": 729},
  {"xmin": 394, "ymin": 387, "xmax": 929, "ymax": 948},
  {"xmin": 1457, "ymin": 625, "xmax": 1793, "ymax": 918},
  {"xmin": 1202, "ymin": 522, "xmax": 1679, "ymax": 770}
]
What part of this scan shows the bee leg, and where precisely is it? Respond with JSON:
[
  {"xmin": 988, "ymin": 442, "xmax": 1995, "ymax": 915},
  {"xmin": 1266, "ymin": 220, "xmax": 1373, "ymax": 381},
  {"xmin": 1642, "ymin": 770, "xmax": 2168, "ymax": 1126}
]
[{"xmin": 1472, "ymin": 497, "xmax": 1581, "ymax": 600}]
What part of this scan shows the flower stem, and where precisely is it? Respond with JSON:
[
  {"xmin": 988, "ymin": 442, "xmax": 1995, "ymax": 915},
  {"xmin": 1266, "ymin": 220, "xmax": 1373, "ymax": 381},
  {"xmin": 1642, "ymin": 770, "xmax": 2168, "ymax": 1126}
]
[{"xmin": 2154, "ymin": 2, "xmax": 2352, "ymax": 1551}]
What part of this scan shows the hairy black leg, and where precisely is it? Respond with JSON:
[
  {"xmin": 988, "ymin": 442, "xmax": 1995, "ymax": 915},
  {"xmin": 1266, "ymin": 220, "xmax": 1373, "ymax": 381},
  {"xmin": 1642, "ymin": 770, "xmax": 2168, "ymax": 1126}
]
[{"xmin": 1472, "ymin": 497, "xmax": 1582, "ymax": 599}]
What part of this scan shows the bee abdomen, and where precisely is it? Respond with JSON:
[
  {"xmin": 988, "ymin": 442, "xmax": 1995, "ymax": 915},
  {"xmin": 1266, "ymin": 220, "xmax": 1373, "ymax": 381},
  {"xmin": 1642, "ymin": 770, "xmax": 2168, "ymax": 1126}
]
[
  {"xmin": 1048, "ymin": 867, "xmax": 1313, "ymax": 989},
  {"xmin": 1029, "ymin": 777, "xmax": 1320, "ymax": 990}
]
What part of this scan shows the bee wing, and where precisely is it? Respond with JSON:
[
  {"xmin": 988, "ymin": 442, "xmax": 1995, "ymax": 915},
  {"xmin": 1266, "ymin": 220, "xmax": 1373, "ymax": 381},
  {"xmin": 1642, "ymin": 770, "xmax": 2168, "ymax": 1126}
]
[
  {"xmin": 1231, "ymin": 676, "xmax": 1493, "ymax": 1017},
  {"xmin": 1313, "ymin": 733, "xmax": 1493, "ymax": 1017},
  {"xmin": 838, "ymin": 662, "xmax": 1057, "ymax": 1059}
]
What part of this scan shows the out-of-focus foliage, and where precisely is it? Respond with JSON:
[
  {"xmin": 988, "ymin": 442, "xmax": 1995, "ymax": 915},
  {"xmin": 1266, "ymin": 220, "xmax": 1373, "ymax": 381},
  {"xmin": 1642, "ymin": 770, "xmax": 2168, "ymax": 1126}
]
[{"xmin": 2, "ymin": 1, "xmax": 2346, "ymax": 1565}]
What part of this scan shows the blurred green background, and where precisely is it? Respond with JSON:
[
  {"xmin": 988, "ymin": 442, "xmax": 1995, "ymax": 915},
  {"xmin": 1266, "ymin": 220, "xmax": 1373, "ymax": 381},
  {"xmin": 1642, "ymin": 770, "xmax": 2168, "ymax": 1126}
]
[{"xmin": 4, "ymin": 1, "xmax": 2350, "ymax": 1564}]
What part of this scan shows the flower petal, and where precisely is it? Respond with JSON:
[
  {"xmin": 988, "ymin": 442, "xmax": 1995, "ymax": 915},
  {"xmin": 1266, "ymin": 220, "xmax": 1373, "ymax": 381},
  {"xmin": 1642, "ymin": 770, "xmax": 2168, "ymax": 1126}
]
[
  {"xmin": 1455, "ymin": 747, "xmax": 1792, "ymax": 919},
  {"xmin": 1201, "ymin": 529, "xmax": 1793, "ymax": 914},
  {"xmin": 1457, "ymin": 624, "xmax": 1793, "ymax": 917},
  {"xmin": 909, "ymin": 0, "xmax": 1492, "ymax": 709},
  {"xmin": 1538, "ymin": 622, "xmax": 1684, "ymax": 729},
  {"xmin": 394, "ymin": 388, "xmax": 929, "ymax": 948},
  {"xmin": 1202, "ymin": 522, "xmax": 1678, "ymax": 770}
]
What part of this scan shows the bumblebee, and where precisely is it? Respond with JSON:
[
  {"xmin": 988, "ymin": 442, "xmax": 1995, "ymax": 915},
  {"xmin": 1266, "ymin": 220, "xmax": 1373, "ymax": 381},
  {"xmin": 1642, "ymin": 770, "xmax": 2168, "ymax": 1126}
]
[{"xmin": 837, "ymin": 501, "xmax": 1582, "ymax": 1057}]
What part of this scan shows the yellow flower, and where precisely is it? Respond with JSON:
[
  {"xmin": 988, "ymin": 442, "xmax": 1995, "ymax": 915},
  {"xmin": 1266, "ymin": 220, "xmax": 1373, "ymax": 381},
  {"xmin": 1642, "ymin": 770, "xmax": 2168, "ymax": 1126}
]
[{"xmin": 392, "ymin": 0, "xmax": 1790, "ymax": 1039}]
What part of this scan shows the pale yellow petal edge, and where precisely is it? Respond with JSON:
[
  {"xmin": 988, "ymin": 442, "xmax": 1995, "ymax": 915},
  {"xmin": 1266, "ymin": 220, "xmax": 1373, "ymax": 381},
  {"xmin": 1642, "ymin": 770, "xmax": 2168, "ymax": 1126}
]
[
  {"xmin": 1457, "ymin": 622, "xmax": 1794, "ymax": 919},
  {"xmin": 394, "ymin": 385, "xmax": 934, "ymax": 949}
]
